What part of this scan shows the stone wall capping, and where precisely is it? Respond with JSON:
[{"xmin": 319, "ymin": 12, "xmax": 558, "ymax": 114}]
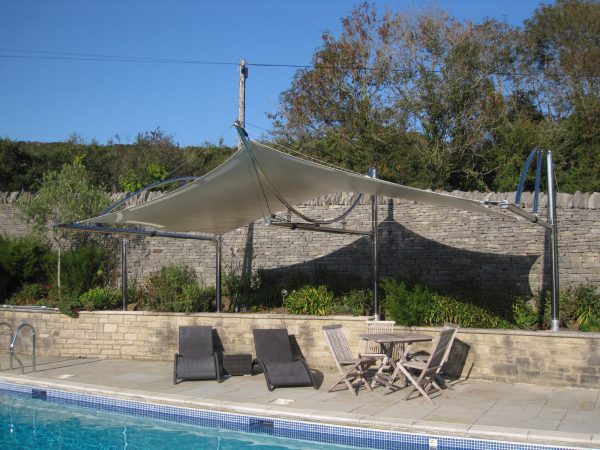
[
  {"xmin": 409, "ymin": 325, "xmax": 600, "ymax": 339},
  {"xmin": 588, "ymin": 192, "xmax": 600, "ymax": 209}
]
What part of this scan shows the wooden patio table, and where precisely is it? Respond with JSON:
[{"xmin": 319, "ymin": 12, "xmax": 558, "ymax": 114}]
[{"xmin": 360, "ymin": 333, "xmax": 432, "ymax": 392}]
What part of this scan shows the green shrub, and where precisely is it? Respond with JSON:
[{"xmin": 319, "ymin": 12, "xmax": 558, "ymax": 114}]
[
  {"xmin": 41, "ymin": 286, "xmax": 81, "ymax": 317},
  {"xmin": 222, "ymin": 269, "xmax": 244, "ymax": 311},
  {"xmin": 80, "ymin": 286, "xmax": 118, "ymax": 311},
  {"xmin": 244, "ymin": 269, "xmax": 283, "ymax": 311},
  {"xmin": 382, "ymin": 278, "xmax": 513, "ymax": 328},
  {"xmin": 0, "ymin": 235, "xmax": 52, "ymax": 301},
  {"xmin": 57, "ymin": 293, "xmax": 82, "ymax": 317},
  {"xmin": 336, "ymin": 289, "xmax": 372, "ymax": 316},
  {"xmin": 9, "ymin": 283, "xmax": 47, "ymax": 305},
  {"xmin": 142, "ymin": 265, "xmax": 212, "ymax": 312},
  {"xmin": 117, "ymin": 282, "xmax": 146, "ymax": 309},
  {"xmin": 283, "ymin": 285, "xmax": 336, "ymax": 315},
  {"xmin": 58, "ymin": 242, "xmax": 113, "ymax": 295},
  {"xmin": 382, "ymin": 279, "xmax": 433, "ymax": 326}
]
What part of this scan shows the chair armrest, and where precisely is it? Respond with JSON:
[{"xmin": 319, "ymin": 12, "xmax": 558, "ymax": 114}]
[{"xmin": 358, "ymin": 352, "xmax": 385, "ymax": 358}]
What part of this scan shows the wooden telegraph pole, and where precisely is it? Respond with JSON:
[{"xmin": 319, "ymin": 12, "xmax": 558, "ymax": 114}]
[
  {"xmin": 217, "ymin": 58, "xmax": 249, "ymax": 313},
  {"xmin": 238, "ymin": 58, "xmax": 254, "ymax": 310},
  {"xmin": 238, "ymin": 58, "xmax": 248, "ymax": 148}
]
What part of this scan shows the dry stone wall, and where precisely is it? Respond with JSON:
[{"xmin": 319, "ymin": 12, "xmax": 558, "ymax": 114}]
[{"xmin": 1, "ymin": 191, "xmax": 599, "ymax": 296}]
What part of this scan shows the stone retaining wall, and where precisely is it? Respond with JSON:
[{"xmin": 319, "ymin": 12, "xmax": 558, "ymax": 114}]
[{"xmin": 1, "ymin": 310, "xmax": 599, "ymax": 389}]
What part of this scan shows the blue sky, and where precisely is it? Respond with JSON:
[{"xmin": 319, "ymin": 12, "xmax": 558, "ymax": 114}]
[{"xmin": 0, "ymin": 0, "xmax": 545, "ymax": 147}]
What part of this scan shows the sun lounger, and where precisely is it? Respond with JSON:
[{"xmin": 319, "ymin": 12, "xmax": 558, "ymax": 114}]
[
  {"xmin": 173, "ymin": 326, "xmax": 222, "ymax": 384},
  {"xmin": 253, "ymin": 328, "xmax": 317, "ymax": 391}
]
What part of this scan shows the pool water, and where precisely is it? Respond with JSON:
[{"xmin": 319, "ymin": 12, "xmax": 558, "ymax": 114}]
[{"xmin": 0, "ymin": 390, "xmax": 368, "ymax": 450}]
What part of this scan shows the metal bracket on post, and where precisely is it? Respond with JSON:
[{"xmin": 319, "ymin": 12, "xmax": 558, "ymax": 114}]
[
  {"xmin": 369, "ymin": 167, "xmax": 380, "ymax": 321},
  {"xmin": 121, "ymin": 237, "xmax": 128, "ymax": 311}
]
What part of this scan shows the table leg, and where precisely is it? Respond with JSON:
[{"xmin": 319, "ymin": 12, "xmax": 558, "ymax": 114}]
[
  {"xmin": 371, "ymin": 343, "xmax": 399, "ymax": 389},
  {"xmin": 383, "ymin": 342, "xmax": 415, "ymax": 394}
]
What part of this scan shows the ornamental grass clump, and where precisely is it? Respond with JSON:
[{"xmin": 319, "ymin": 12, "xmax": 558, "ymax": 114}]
[{"xmin": 533, "ymin": 284, "xmax": 600, "ymax": 331}]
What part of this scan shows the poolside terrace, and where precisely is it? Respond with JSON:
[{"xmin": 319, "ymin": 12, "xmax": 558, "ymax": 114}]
[{"xmin": 1, "ymin": 355, "xmax": 599, "ymax": 449}]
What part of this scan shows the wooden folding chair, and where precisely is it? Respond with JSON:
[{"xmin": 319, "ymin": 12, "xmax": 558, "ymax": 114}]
[
  {"xmin": 323, "ymin": 325, "xmax": 376, "ymax": 395},
  {"xmin": 409, "ymin": 323, "xmax": 458, "ymax": 390},
  {"xmin": 361, "ymin": 320, "xmax": 396, "ymax": 361},
  {"xmin": 395, "ymin": 327, "xmax": 456, "ymax": 403}
]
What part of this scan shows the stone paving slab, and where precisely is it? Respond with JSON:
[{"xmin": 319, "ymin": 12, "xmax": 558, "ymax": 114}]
[{"xmin": 1, "ymin": 356, "xmax": 599, "ymax": 448}]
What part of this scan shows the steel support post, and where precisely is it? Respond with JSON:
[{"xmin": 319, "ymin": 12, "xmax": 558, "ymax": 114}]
[
  {"xmin": 547, "ymin": 151, "xmax": 560, "ymax": 331},
  {"xmin": 215, "ymin": 236, "xmax": 222, "ymax": 313},
  {"xmin": 369, "ymin": 167, "xmax": 380, "ymax": 320},
  {"xmin": 121, "ymin": 237, "xmax": 128, "ymax": 311}
]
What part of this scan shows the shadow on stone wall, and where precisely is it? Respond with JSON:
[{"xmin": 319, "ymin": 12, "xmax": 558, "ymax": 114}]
[
  {"xmin": 256, "ymin": 203, "xmax": 539, "ymax": 306},
  {"xmin": 261, "ymin": 227, "xmax": 538, "ymax": 297}
]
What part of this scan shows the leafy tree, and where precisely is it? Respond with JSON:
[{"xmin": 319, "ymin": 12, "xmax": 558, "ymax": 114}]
[
  {"xmin": 0, "ymin": 141, "xmax": 33, "ymax": 191},
  {"xmin": 0, "ymin": 235, "xmax": 52, "ymax": 302},
  {"xmin": 0, "ymin": 139, "xmax": 76, "ymax": 191},
  {"xmin": 273, "ymin": 4, "xmax": 521, "ymax": 190},
  {"xmin": 0, "ymin": 138, "xmax": 235, "ymax": 193},
  {"xmin": 18, "ymin": 161, "xmax": 111, "ymax": 292},
  {"xmin": 120, "ymin": 162, "xmax": 169, "ymax": 192},
  {"xmin": 271, "ymin": 3, "xmax": 409, "ymax": 180},
  {"xmin": 18, "ymin": 161, "xmax": 110, "ymax": 234},
  {"xmin": 382, "ymin": 11, "xmax": 519, "ymax": 189},
  {"xmin": 521, "ymin": 0, "xmax": 600, "ymax": 119},
  {"xmin": 519, "ymin": 0, "xmax": 600, "ymax": 192},
  {"xmin": 272, "ymin": 2, "xmax": 599, "ymax": 193}
]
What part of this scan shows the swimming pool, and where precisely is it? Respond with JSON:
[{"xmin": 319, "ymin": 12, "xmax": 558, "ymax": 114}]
[
  {"xmin": 0, "ymin": 382, "xmax": 583, "ymax": 450},
  {"xmin": 1, "ymin": 389, "xmax": 364, "ymax": 449}
]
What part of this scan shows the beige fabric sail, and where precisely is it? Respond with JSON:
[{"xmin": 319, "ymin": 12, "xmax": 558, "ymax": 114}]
[{"xmin": 81, "ymin": 139, "xmax": 509, "ymax": 235}]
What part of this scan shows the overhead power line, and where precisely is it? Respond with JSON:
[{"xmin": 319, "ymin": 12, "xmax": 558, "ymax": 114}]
[
  {"xmin": 1, "ymin": 47, "xmax": 598, "ymax": 78},
  {"xmin": 0, "ymin": 48, "xmax": 315, "ymax": 69},
  {"xmin": 0, "ymin": 48, "xmax": 239, "ymax": 66}
]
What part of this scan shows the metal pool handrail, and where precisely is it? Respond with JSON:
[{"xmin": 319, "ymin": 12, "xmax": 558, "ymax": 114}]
[{"xmin": 10, "ymin": 323, "xmax": 36, "ymax": 374}]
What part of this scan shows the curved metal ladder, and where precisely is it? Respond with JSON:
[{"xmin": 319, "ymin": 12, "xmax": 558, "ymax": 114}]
[
  {"xmin": 0, "ymin": 322, "xmax": 13, "ymax": 370},
  {"xmin": 9, "ymin": 323, "xmax": 36, "ymax": 374}
]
